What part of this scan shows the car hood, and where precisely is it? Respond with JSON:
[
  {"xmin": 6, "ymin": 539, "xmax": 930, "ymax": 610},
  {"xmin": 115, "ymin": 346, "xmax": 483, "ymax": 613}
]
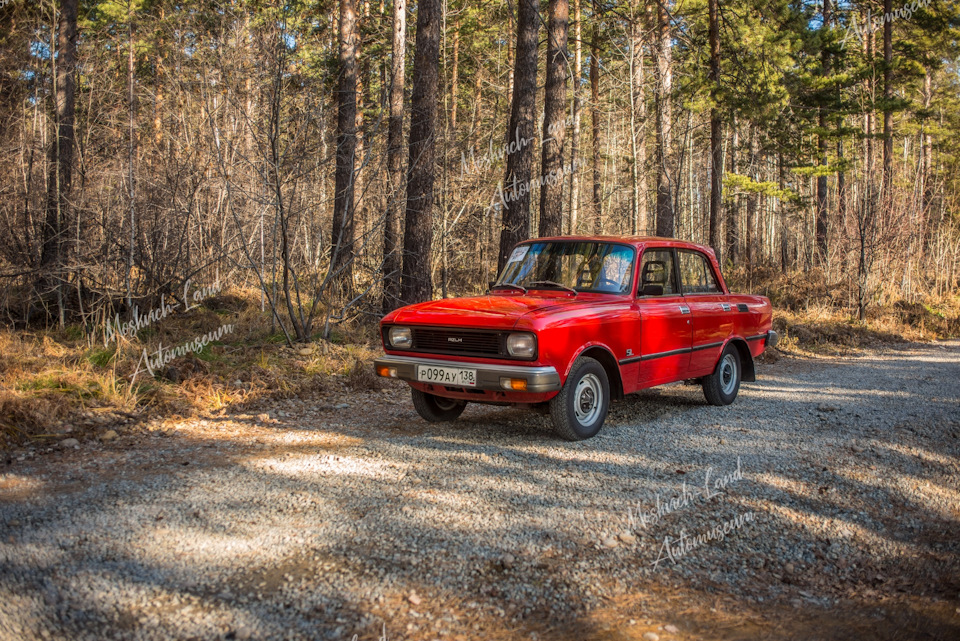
[{"xmin": 389, "ymin": 294, "xmax": 597, "ymax": 329}]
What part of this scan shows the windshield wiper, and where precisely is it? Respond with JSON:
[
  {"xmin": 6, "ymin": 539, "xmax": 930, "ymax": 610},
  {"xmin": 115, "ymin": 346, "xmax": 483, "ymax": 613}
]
[
  {"xmin": 490, "ymin": 283, "xmax": 527, "ymax": 294},
  {"xmin": 527, "ymin": 280, "xmax": 578, "ymax": 296}
]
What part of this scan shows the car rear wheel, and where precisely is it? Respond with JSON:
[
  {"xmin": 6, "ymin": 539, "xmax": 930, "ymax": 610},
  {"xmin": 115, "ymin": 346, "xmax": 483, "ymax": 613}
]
[
  {"xmin": 702, "ymin": 344, "xmax": 741, "ymax": 406},
  {"xmin": 411, "ymin": 389, "xmax": 467, "ymax": 422},
  {"xmin": 550, "ymin": 357, "xmax": 610, "ymax": 440}
]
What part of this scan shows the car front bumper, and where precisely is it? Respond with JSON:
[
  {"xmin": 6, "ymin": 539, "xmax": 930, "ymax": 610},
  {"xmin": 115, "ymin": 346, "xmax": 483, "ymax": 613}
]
[
  {"xmin": 374, "ymin": 355, "xmax": 562, "ymax": 393},
  {"xmin": 766, "ymin": 330, "xmax": 779, "ymax": 348}
]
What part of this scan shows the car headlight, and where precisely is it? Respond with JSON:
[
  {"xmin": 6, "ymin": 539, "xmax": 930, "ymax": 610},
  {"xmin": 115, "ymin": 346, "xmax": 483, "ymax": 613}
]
[
  {"xmin": 506, "ymin": 332, "xmax": 537, "ymax": 358},
  {"xmin": 388, "ymin": 326, "xmax": 413, "ymax": 349}
]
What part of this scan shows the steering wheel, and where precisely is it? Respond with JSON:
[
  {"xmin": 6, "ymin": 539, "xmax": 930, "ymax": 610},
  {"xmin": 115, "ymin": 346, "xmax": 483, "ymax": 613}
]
[{"xmin": 594, "ymin": 277, "xmax": 620, "ymax": 291}]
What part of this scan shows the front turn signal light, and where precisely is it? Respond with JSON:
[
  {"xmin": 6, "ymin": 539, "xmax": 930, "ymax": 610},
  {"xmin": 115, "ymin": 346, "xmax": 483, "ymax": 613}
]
[
  {"xmin": 377, "ymin": 366, "xmax": 398, "ymax": 378},
  {"xmin": 500, "ymin": 377, "xmax": 528, "ymax": 391}
]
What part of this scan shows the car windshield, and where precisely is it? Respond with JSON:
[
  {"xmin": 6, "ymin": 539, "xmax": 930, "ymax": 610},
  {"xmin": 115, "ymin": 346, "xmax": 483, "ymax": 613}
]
[{"xmin": 495, "ymin": 242, "xmax": 636, "ymax": 294}]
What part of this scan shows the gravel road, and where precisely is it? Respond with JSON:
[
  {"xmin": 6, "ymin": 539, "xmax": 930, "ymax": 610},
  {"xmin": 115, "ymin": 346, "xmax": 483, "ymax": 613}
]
[{"xmin": 2, "ymin": 342, "xmax": 959, "ymax": 641}]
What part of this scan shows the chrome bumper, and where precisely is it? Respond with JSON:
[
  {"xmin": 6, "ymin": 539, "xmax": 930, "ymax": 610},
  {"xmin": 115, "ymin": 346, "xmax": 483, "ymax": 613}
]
[
  {"xmin": 766, "ymin": 330, "xmax": 779, "ymax": 348},
  {"xmin": 374, "ymin": 354, "xmax": 562, "ymax": 392}
]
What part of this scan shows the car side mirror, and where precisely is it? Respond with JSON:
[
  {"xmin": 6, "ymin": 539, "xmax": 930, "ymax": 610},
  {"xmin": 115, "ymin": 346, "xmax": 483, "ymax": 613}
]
[
  {"xmin": 488, "ymin": 281, "xmax": 496, "ymax": 290},
  {"xmin": 641, "ymin": 284, "xmax": 664, "ymax": 297}
]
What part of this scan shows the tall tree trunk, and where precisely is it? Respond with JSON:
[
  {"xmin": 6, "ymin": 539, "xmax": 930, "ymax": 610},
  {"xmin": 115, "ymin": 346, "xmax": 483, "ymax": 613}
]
[
  {"xmin": 836, "ymin": 121, "xmax": 846, "ymax": 238},
  {"xmin": 401, "ymin": 0, "xmax": 441, "ymax": 302},
  {"xmin": 382, "ymin": 0, "xmax": 405, "ymax": 313},
  {"xmin": 708, "ymin": 0, "xmax": 722, "ymax": 253},
  {"xmin": 568, "ymin": 0, "xmax": 582, "ymax": 234},
  {"xmin": 539, "ymin": 0, "xmax": 568, "ymax": 237},
  {"xmin": 779, "ymin": 152, "xmax": 788, "ymax": 271},
  {"xmin": 40, "ymin": 0, "xmax": 78, "ymax": 308},
  {"xmin": 882, "ymin": 0, "xmax": 893, "ymax": 216},
  {"xmin": 627, "ymin": 6, "xmax": 642, "ymax": 235},
  {"xmin": 921, "ymin": 69, "xmax": 933, "ymax": 216},
  {"xmin": 815, "ymin": 0, "xmax": 831, "ymax": 265},
  {"xmin": 497, "ymin": 0, "xmax": 539, "ymax": 271},
  {"xmin": 745, "ymin": 129, "xmax": 757, "ymax": 268},
  {"xmin": 126, "ymin": 6, "xmax": 136, "ymax": 310},
  {"xmin": 725, "ymin": 118, "xmax": 738, "ymax": 264},
  {"xmin": 653, "ymin": 0, "xmax": 674, "ymax": 237},
  {"xmin": 589, "ymin": 7, "xmax": 603, "ymax": 234},
  {"xmin": 450, "ymin": 15, "xmax": 460, "ymax": 131},
  {"xmin": 331, "ymin": 0, "xmax": 359, "ymax": 294}
]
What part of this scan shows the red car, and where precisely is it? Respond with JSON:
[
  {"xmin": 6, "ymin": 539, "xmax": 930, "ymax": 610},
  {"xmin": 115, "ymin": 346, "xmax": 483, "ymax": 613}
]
[{"xmin": 375, "ymin": 236, "xmax": 777, "ymax": 440}]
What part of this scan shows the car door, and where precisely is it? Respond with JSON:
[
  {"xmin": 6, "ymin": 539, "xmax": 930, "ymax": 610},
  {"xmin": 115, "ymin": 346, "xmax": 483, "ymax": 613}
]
[
  {"xmin": 678, "ymin": 249, "xmax": 732, "ymax": 376},
  {"xmin": 635, "ymin": 248, "xmax": 692, "ymax": 387}
]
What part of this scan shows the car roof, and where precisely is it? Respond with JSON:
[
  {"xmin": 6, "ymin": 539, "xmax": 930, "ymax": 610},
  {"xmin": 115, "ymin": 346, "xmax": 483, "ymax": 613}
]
[{"xmin": 526, "ymin": 235, "xmax": 717, "ymax": 255}]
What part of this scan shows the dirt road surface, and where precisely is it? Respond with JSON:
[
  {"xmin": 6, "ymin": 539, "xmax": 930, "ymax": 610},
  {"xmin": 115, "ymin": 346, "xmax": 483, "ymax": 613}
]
[{"xmin": 2, "ymin": 342, "xmax": 959, "ymax": 641}]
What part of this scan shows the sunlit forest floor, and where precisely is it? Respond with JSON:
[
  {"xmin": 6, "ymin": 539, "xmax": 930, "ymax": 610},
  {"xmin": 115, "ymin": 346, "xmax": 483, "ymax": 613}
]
[{"xmin": 0, "ymin": 279, "xmax": 957, "ymax": 450}]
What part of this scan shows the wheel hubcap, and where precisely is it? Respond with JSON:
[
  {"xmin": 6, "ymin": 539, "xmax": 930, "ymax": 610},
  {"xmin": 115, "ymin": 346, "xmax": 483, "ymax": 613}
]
[
  {"xmin": 719, "ymin": 354, "xmax": 738, "ymax": 395},
  {"xmin": 574, "ymin": 373, "xmax": 603, "ymax": 426}
]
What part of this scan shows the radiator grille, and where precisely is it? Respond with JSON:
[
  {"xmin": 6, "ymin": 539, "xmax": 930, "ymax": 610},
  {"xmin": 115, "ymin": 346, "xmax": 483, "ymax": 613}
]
[{"xmin": 412, "ymin": 328, "xmax": 504, "ymax": 358}]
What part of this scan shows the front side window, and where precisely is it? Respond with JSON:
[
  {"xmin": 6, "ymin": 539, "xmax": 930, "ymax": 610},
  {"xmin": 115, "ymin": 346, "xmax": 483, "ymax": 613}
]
[
  {"xmin": 638, "ymin": 249, "xmax": 678, "ymax": 296},
  {"xmin": 496, "ymin": 242, "xmax": 636, "ymax": 294},
  {"xmin": 678, "ymin": 251, "xmax": 721, "ymax": 294}
]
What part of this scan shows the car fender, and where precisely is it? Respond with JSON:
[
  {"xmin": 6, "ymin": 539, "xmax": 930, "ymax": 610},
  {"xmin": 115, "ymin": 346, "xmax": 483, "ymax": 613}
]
[
  {"xmin": 563, "ymin": 342, "xmax": 625, "ymax": 400},
  {"xmin": 720, "ymin": 336, "xmax": 756, "ymax": 383}
]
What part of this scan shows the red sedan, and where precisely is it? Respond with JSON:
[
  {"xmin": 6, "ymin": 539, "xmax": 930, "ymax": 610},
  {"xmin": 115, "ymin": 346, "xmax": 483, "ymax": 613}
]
[{"xmin": 375, "ymin": 236, "xmax": 777, "ymax": 440}]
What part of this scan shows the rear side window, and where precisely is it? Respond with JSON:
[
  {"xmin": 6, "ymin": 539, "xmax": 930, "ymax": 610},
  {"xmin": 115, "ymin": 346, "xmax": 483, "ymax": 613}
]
[
  {"xmin": 639, "ymin": 249, "xmax": 677, "ymax": 295},
  {"xmin": 678, "ymin": 251, "xmax": 721, "ymax": 294}
]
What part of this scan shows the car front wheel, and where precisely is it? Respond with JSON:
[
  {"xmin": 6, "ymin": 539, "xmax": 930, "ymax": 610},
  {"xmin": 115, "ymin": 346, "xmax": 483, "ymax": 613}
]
[
  {"xmin": 702, "ymin": 344, "xmax": 741, "ymax": 406},
  {"xmin": 549, "ymin": 357, "xmax": 610, "ymax": 440},
  {"xmin": 411, "ymin": 389, "xmax": 467, "ymax": 422}
]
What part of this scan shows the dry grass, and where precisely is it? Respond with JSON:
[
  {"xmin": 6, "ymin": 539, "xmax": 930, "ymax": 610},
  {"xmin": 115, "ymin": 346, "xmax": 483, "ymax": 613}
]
[
  {"xmin": 0, "ymin": 289, "xmax": 380, "ymax": 449},
  {"xmin": 2, "ymin": 275, "xmax": 957, "ymax": 449},
  {"xmin": 727, "ymin": 267, "xmax": 960, "ymax": 354}
]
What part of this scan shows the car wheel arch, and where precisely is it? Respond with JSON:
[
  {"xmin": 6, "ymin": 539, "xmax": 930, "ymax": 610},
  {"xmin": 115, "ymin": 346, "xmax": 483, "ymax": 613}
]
[
  {"xmin": 723, "ymin": 338, "xmax": 756, "ymax": 383},
  {"xmin": 566, "ymin": 345, "xmax": 624, "ymax": 401}
]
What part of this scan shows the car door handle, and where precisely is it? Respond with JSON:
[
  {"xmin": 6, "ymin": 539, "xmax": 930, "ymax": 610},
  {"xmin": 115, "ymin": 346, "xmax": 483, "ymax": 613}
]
[{"xmin": 679, "ymin": 305, "xmax": 690, "ymax": 314}]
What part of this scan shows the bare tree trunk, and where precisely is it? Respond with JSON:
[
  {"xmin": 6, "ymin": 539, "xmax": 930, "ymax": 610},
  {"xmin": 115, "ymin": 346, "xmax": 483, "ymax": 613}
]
[
  {"xmin": 126, "ymin": 4, "xmax": 136, "ymax": 310},
  {"xmin": 883, "ymin": 0, "xmax": 893, "ymax": 216},
  {"xmin": 40, "ymin": 0, "xmax": 78, "ymax": 317},
  {"xmin": 401, "ymin": 0, "xmax": 440, "ymax": 302},
  {"xmin": 837, "ymin": 121, "xmax": 846, "ymax": 240},
  {"xmin": 627, "ymin": 6, "xmax": 641, "ymax": 235},
  {"xmin": 708, "ymin": 0, "xmax": 722, "ymax": 252},
  {"xmin": 497, "ymin": 0, "xmax": 539, "ymax": 271},
  {"xmin": 589, "ymin": 6, "xmax": 602, "ymax": 234},
  {"xmin": 382, "ymin": 0, "xmax": 405, "ymax": 313},
  {"xmin": 450, "ymin": 15, "xmax": 460, "ymax": 131},
  {"xmin": 653, "ymin": 0, "xmax": 674, "ymax": 237},
  {"xmin": 745, "ymin": 128, "xmax": 757, "ymax": 268},
  {"xmin": 153, "ymin": 5, "xmax": 165, "ymax": 147},
  {"xmin": 539, "ymin": 0, "xmax": 568, "ymax": 237},
  {"xmin": 815, "ymin": 0, "xmax": 831, "ymax": 265},
  {"xmin": 568, "ymin": 0, "xmax": 582, "ymax": 234},
  {"xmin": 725, "ymin": 118, "xmax": 738, "ymax": 264},
  {"xmin": 858, "ymin": 10, "xmax": 877, "ymax": 321},
  {"xmin": 779, "ymin": 152, "xmax": 788, "ymax": 271},
  {"xmin": 921, "ymin": 69, "xmax": 933, "ymax": 217},
  {"xmin": 331, "ymin": 0, "xmax": 359, "ymax": 294}
]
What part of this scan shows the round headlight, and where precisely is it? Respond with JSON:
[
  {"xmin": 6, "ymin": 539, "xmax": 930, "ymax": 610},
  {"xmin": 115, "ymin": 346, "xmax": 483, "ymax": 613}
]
[
  {"xmin": 506, "ymin": 332, "xmax": 536, "ymax": 358},
  {"xmin": 388, "ymin": 326, "xmax": 413, "ymax": 349}
]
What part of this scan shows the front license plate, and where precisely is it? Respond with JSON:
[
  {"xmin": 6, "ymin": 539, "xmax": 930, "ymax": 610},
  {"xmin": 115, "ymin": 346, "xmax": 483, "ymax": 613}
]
[{"xmin": 417, "ymin": 365, "xmax": 477, "ymax": 387}]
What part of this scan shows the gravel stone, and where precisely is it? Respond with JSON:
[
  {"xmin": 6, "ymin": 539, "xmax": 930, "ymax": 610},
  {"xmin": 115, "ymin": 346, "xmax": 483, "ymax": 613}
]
[{"xmin": 2, "ymin": 342, "xmax": 958, "ymax": 640}]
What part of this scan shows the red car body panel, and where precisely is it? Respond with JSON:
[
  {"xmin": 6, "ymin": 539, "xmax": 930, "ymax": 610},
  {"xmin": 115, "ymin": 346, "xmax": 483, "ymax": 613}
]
[{"xmin": 378, "ymin": 236, "xmax": 774, "ymax": 405}]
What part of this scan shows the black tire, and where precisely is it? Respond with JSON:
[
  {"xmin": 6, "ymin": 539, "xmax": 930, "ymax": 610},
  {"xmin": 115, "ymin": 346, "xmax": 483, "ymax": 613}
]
[
  {"xmin": 702, "ymin": 344, "xmax": 741, "ymax": 406},
  {"xmin": 411, "ymin": 389, "xmax": 467, "ymax": 422},
  {"xmin": 549, "ymin": 357, "xmax": 610, "ymax": 440}
]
